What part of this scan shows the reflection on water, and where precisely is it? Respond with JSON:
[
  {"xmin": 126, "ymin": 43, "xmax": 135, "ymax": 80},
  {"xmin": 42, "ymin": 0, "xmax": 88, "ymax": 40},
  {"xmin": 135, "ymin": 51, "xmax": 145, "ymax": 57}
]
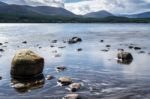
[
  {"xmin": 0, "ymin": 23, "xmax": 150, "ymax": 98},
  {"xmin": 11, "ymin": 74, "xmax": 45, "ymax": 93}
]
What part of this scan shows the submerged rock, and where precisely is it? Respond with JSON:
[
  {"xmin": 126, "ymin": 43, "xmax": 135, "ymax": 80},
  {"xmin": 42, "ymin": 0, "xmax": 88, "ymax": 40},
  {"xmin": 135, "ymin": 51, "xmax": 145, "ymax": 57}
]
[
  {"xmin": 58, "ymin": 46, "xmax": 66, "ymax": 49},
  {"xmin": 101, "ymin": 49, "xmax": 109, "ymax": 52},
  {"xmin": 0, "ymin": 43, "xmax": 2, "ymax": 46},
  {"xmin": 128, "ymin": 46, "xmax": 134, "ymax": 49},
  {"xmin": 117, "ymin": 59, "xmax": 133, "ymax": 65},
  {"xmin": 138, "ymin": 51, "xmax": 145, "ymax": 54},
  {"xmin": 56, "ymin": 66, "xmax": 67, "ymax": 72},
  {"xmin": 52, "ymin": 40, "xmax": 57, "ymax": 43},
  {"xmin": 69, "ymin": 83, "xmax": 81, "ymax": 92},
  {"xmin": 0, "ymin": 76, "xmax": 2, "ymax": 80},
  {"xmin": 117, "ymin": 52, "xmax": 133, "ymax": 60},
  {"xmin": 106, "ymin": 45, "xmax": 111, "ymax": 47},
  {"xmin": 68, "ymin": 37, "xmax": 82, "ymax": 44},
  {"xmin": 100, "ymin": 40, "xmax": 104, "ymax": 42},
  {"xmin": 63, "ymin": 94, "xmax": 81, "ymax": 99},
  {"xmin": 11, "ymin": 49, "xmax": 44, "ymax": 78},
  {"xmin": 58, "ymin": 77, "xmax": 72, "ymax": 86}
]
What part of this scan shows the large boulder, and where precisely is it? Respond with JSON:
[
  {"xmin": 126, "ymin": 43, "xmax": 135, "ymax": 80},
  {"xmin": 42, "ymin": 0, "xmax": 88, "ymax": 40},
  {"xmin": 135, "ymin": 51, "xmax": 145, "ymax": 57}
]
[
  {"xmin": 11, "ymin": 49, "xmax": 44, "ymax": 78},
  {"xmin": 117, "ymin": 52, "xmax": 133, "ymax": 60}
]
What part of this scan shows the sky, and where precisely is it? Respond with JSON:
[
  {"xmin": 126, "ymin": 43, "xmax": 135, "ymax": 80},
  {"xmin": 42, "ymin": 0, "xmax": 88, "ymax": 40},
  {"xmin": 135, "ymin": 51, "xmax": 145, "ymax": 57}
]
[{"xmin": 0, "ymin": 0, "xmax": 150, "ymax": 15}]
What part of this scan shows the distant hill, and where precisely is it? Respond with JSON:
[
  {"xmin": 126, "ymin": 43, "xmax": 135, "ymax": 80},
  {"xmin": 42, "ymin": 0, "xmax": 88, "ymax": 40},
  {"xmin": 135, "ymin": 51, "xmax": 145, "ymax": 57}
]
[
  {"xmin": 124, "ymin": 11, "xmax": 150, "ymax": 18},
  {"xmin": 0, "ymin": 2, "xmax": 75, "ymax": 17},
  {"xmin": 84, "ymin": 10, "xmax": 114, "ymax": 18}
]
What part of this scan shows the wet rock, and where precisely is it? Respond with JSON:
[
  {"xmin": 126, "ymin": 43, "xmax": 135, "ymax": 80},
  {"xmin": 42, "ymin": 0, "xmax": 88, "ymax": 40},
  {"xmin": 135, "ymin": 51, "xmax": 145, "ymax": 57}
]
[
  {"xmin": 69, "ymin": 83, "xmax": 81, "ymax": 92},
  {"xmin": 134, "ymin": 47, "xmax": 141, "ymax": 50},
  {"xmin": 56, "ymin": 66, "xmax": 66, "ymax": 72},
  {"xmin": 0, "ymin": 76, "xmax": 2, "ymax": 80},
  {"xmin": 46, "ymin": 75, "xmax": 54, "ymax": 80},
  {"xmin": 77, "ymin": 48, "xmax": 82, "ymax": 52},
  {"xmin": 0, "ymin": 43, "xmax": 2, "ymax": 46},
  {"xmin": 50, "ymin": 45, "xmax": 55, "ymax": 48},
  {"xmin": 117, "ymin": 49, "xmax": 124, "ymax": 51},
  {"xmin": 101, "ymin": 49, "xmax": 109, "ymax": 52},
  {"xmin": 12, "ymin": 83, "xmax": 27, "ymax": 89},
  {"xmin": 106, "ymin": 45, "xmax": 111, "ymax": 47},
  {"xmin": 22, "ymin": 41, "xmax": 27, "ymax": 44},
  {"xmin": 39, "ymin": 47, "xmax": 42, "ymax": 49},
  {"xmin": 100, "ymin": 40, "xmax": 104, "ymax": 42},
  {"xmin": 117, "ymin": 52, "xmax": 133, "ymax": 60},
  {"xmin": 128, "ymin": 46, "xmax": 134, "ymax": 49},
  {"xmin": 68, "ymin": 37, "xmax": 82, "ymax": 44},
  {"xmin": 11, "ymin": 49, "xmax": 44, "ymax": 78},
  {"xmin": 52, "ymin": 40, "xmax": 57, "ymax": 43},
  {"xmin": 63, "ymin": 94, "xmax": 81, "ymax": 99},
  {"xmin": 58, "ymin": 46, "xmax": 66, "ymax": 49},
  {"xmin": 58, "ymin": 77, "xmax": 72, "ymax": 86},
  {"xmin": 0, "ymin": 49, "xmax": 4, "ymax": 52},
  {"xmin": 4, "ymin": 42, "xmax": 8, "ymax": 44}
]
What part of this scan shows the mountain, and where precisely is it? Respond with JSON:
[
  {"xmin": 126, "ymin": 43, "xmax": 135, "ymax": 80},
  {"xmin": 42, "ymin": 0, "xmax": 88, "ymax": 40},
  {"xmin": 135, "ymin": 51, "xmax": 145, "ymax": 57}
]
[
  {"xmin": 0, "ymin": 2, "xmax": 75, "ymax": 17},
  {"xmin": 84, "ymin": 10, "xmax": 114, "ymax": 18},
  {"xmin": 124, "ymin": 11, "xmax": 150, "ymax": 18}
]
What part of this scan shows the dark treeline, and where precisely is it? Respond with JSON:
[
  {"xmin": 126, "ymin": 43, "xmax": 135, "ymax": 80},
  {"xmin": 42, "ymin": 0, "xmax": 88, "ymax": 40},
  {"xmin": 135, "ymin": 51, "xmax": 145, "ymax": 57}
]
[{"xmin": 0, "ymin": 13, "xmax": 150, "ymax": 23}]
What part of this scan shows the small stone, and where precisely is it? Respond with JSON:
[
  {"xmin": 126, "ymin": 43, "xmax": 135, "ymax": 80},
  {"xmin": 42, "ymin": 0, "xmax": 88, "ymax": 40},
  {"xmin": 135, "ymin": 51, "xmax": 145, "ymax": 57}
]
[
  {"xmin": 106, "ymin": 45, "xmax": 111, "ymax": 47},
  {"xmin": 117, "ymin": 49, "xmax": 124, "ymax": 51},
  {"xmin": 101, "ymin": 49, "xmax": 109, "ymax": 52},
  {"xmin": 63, "ymin": 94, "xmax": 81, "ymax": 99},
  {"xmin": 134, "ymin": 47, "xmax": 141, "ymax": 50},
  {"xmin": 50, "ymin": 45, "xmax": 55, "ymax": 48},
  {"xmin": 0, "ymin": 49, "xmax": 4, "ymax": 52},
  {"xmin": 128, "ymin": 46, "xmax": 134, "ymax": 49},
  {"xmin": 58, "ymin": 77, "xmax": 72, "ymax": 86},
  {"xmin": 69, "ymin": 83, "xmax": 81, "ymax": 92},
  {"xmin": 0, "ymin": 76, "xmax": 2, "ymax": 80},
  {"xmin": 22, "ymin": 41, "xmax": 27, "ymax": 44},
  {"xmin": 52, "ymin": 40, "xmax": 57, "ymax": 43},
  {"xmin": 77, "ymin": 48, "xmax": 82, "ymax": 52},
  {"xmin": 100, "ymin": 40, "xmax": 104, "ymax": 42},
  {"xmin": 46, "ymin": 75, "xmax": 54, "ymax": 80},
  {"xmin": 0, "ymin": 43, "xmax": 2, "ymax": 46},
  {"xmin": 56, "ymin": 66, "xmax": 66, "ymax": 72},
  {"xmin": 58, "ymin": 46, "xmax": 66, "ymax": 49},
  {"xmin": 55, "ymin": 54, "xmax": 61, "ymax": 57},
  {"xmin": 138, "ymin": 51, "xmax": 145, "ymax": 54},
  {"xmin": 68, "ymin": 37, "xmax": 82, "ymax": 44},
  {"xmin": 39, "ymin": 47, "xmax": 42, "ymax": 49}
]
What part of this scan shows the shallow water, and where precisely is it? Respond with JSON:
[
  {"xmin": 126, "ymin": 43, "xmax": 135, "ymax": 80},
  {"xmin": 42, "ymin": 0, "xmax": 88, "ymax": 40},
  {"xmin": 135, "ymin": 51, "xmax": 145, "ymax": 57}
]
[{"xmin": 0, "ymin": 23, "xmax": 150, "ymax": 99}]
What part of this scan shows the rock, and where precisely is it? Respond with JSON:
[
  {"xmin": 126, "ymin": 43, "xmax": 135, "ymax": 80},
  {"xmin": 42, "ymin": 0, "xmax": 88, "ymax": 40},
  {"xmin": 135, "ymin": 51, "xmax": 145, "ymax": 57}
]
[
  {"xmin": 128, "ymin": 46, "xmax": 134, "ymax": 49},
  {"xmin": 77, "ymin": 48, "xmax": 82, "ymax": 52},
  {"xmin": 138, "ymin": 51, "xmax": 145, "ymax": 54},
  {"xmin": 12, "ymin": 83, "xmax": 27, "ymax": 89},
  {"xmin": 52, "ymin": 40, "xmax": 57, "ymax": 43},
  {"xmin": 46, "ymin": 75, "xmax": 54, "ymax": 80},
  {"xmin": 0, "ymin": 49, "xmax": 4, "ymax": 52},
  {"xmin": 68, "ymin": 37, "xmax": 82, "ymax": 44},
  {"xmin": 69, "ymin": 83, "xmax": 81, "ymax": 92},
  {"xmin": 58, "ymin": 77, "xmax": 72, "ymax": 86},
  {"xmin": 0, "ymin": 76, "xmax": 2, "ymax": 80},
  {"xmin": 134, "ymin": 47, "xmax": 141, "ymax": 50},
  {"xmin": 58, "ymin": 46, "xmax": 66, "ymax": 49},
  {"xmin": 101, "ymin": 49, "xmax": 109, "ymax": 52},
  {"xmin": 117, "ymin": 49, "xmax": 124, "ymax": 51},
  {"xmin": 100, "ymin": 40, "xmax": 104, "ymax": 42},
  {"xmin": 50, "ymin": 45, "xmax": 55, "ymax": 48},
  {"xmin": 56, "ymin": 66, "xmax": 66, "ymax": 72},
  {"xmin": 117, "ymin": 59, "xmax": 133, "ymax": 65},
  {"xmin": 117, "ymin": 52, "xmax": 133, "ymax": 60},
  {"xmin": 11, "ymin": 49, "xmax": 44, "ymax": 78},
  {"xmin": 22, "ymin": 41, "xmax": 27, "ymax": 44},
  {"xmin": 39, "ymin": 47, "xmax": 42, "ymax": 49},
  {"xmin": 0, "ymin": 43, "xmax": 2, "ymax": 46},
  {"xmin": 106, "ymin": 45, "xmax": 111, "ymax": 47},
  {"xmin": 63, "ymin": 94, "xmax": 81, "ymax": 99}
]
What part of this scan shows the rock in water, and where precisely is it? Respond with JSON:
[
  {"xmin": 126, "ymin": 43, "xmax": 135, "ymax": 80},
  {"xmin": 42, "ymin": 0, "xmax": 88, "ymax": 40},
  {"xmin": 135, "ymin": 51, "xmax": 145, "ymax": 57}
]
[
  {"xmin": 11, "ymin": 49, "xmax": 44, "ymax": 78},
  {"xmin": 58, "ymin": 77, "xmax": 72, "ymax": 86},
  {"xmin": 69, "ymin": 83, "xmax": 81, "ymax": 92},
  {"xmin": 68, "ymin": 37, "xmax": 82, "ymax": 44},
  {"xmin": 63, "ymin": 94, "xmax": 81, "ymax": 99},
  {"xmin": 117, "ymin": 52, "xmax": 133, "ymax": 60}
]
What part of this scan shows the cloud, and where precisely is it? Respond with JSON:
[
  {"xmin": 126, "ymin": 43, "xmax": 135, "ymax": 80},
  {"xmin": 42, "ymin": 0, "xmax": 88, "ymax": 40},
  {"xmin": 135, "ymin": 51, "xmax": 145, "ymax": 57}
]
[
  {"xmin": 65, "ymin": 0, "xmax": 150, "ymax": 15},
  {"xmin": 1, "ymin": 0, "xmax": 64, "ymax": 8}
]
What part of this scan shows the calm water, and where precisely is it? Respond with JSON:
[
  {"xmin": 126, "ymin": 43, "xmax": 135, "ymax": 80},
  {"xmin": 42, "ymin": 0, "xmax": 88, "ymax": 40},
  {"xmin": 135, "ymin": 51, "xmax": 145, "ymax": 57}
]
[{"xmin": 0, "ymin": 23, "xmax": 150, "ymax": 99}]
